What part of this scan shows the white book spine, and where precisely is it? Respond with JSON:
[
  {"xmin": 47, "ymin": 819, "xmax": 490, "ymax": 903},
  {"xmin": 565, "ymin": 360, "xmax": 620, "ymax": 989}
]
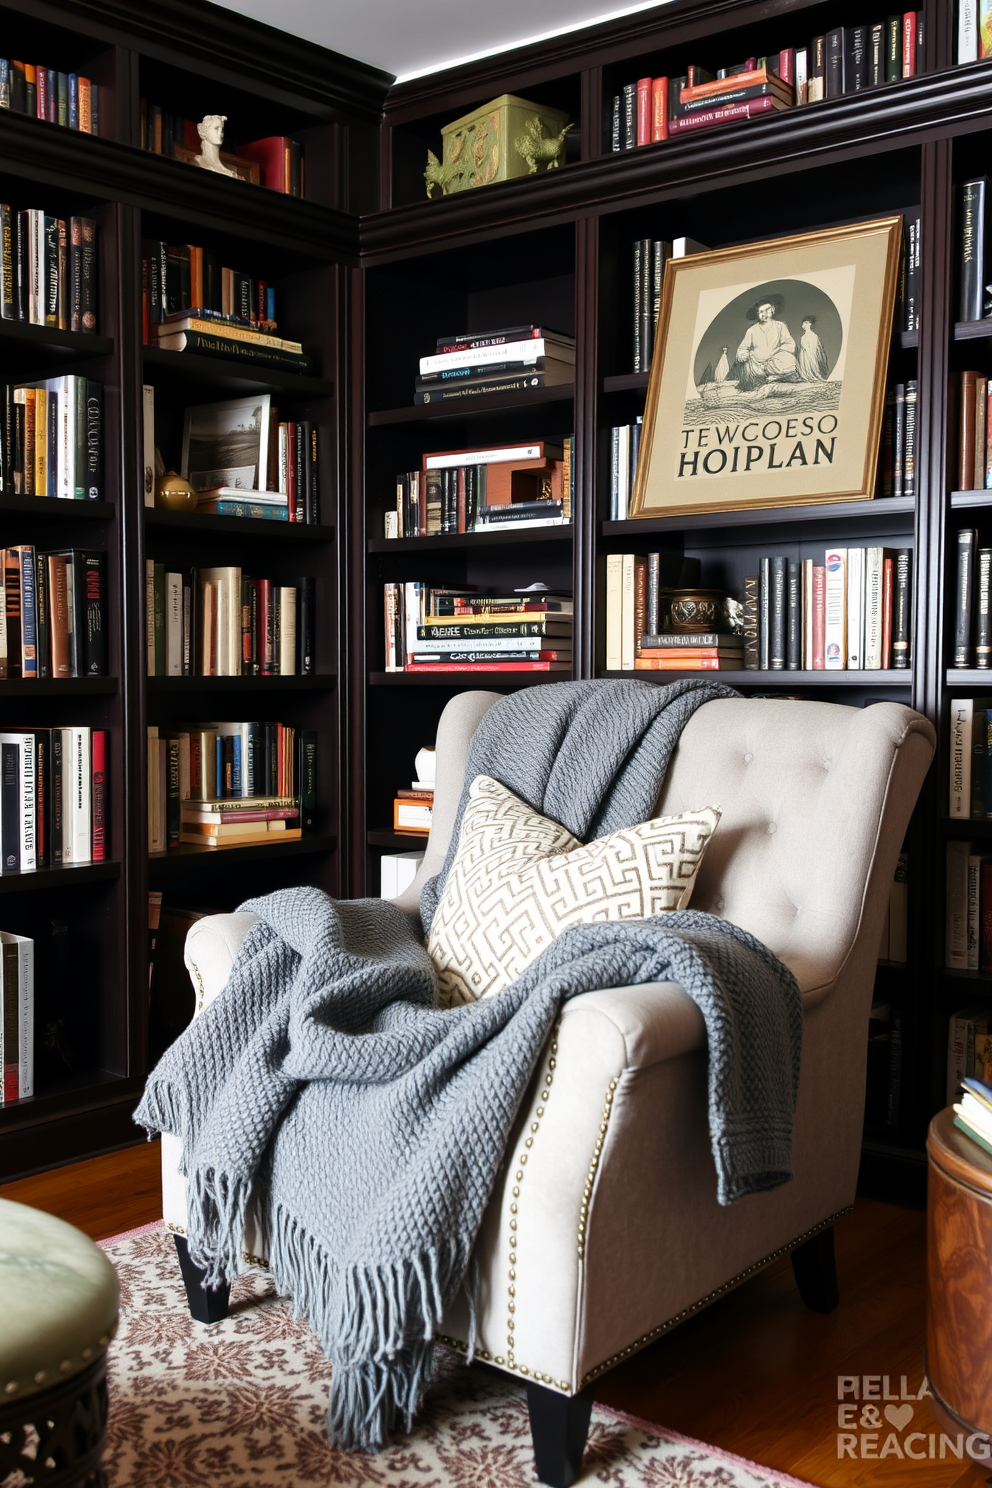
[
  {"xmin": 404, "ymin": 582, "xmax": 423, "ymax": 666},
  {"xmin": 950, "ymin": 698, "xmax": 974, "ymax": 817},
  {"xmin": 420, "ymin": 339, "xmax": 552, "ymax": 373},
  {"xmin": 426, "ymin": 444, "xmax": 543, "ymax": 470},
  {"xmin": 846, "ymin": 547, "xmax": 864, "ymax": 668},
  {"xmin": 69, "ymin": 726, "xmax": 91, "ymax": 864},
  {"xmin": 58, "ymin": 727, "xmax": 73, "ymax": 863},
  {"xmin": 142, "ymin": 384, "xmax": 155, "ymax": 507},
  {"xmin": 412, "ymin": 635, "xmax": 568, "ymax": 654},
  {"xmin": 384, "ymin": 583, "xmax": 398, "ymax": 671},
  {"xmin": 620, "ymin": 554, "xmax": 636, "ymax": 671},
  {"xmin": 146, "ymin": 558, "xmax": 156, "ymax": 676},
  {"xmin": 606, "ymin": 554, "xmax": 623, "ymax": 671},
  {"xmin": 969, "ymin": 854, "xmax": 983, "ymax": 970},
  {"xmin": 959, "ymin": 0, "xmax": 979, "ymax": 61},
  {"xmin": 802, "ymin": 558, "xmax": 814, "ymax": 669},
  {"xmin": 278, "ymin": 424, "xmax": 288, "ymax": 495},
  {"xmin": 166, "ymin": 572, "xmax": 183, "ymax": 676},
  {"xmin": 947, "ymin": 839, "xmax": 971, "ymax": 968},
  {"xmin": 617, "ymin": 424, "xmax": 631, "ymax": 521},
  {"xmin": 0, "ymin": 734, "xmax": 36, "ymax": 872},
  {"xmin": 16, "ymin": 935, "xmax": 32, "ymax": 1098},
  {"xmin": 824, "ymin": 547, "xmax": 847, "ymax": 669},
  {"xmin": 864, "ymin": 546, "xmax": 884, "ymax": 668},
  {"xmin": 279, "ymin": 587, "xmax": 297, "ymax": 675}
]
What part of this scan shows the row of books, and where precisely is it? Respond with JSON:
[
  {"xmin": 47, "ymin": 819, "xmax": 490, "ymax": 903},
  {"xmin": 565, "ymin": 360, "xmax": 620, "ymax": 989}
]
[
  {"xmin": 393, "ymin": 784, "xmax": 434, "ymax": 834},
  {"xmin": 0, "ymin": 61, "xmax": 100, "ymax": 134},
  {"xmin": 146, "ymin": 722, "xmax": 316, "ymax": 850},
  {"xmin": 956, "ymin": 371, "xmax": 992, "ymax": 490},
  {"xmin": 413, "ymin": 324, "xmax": 575, "ymax": 406},
  {"xmin": 951, "ymin": 530, "xmax": 992, "ymax": 668},
  {"xmin": 609, "ymin": 421, "xmax": 643, "ymax": 521},
  {"xmin": 948, "ymin": 1003, "xmax": 992, "ymax": 1094},
  {"xmin": 629, "ymin": 237, "xmax": 706, "ymax": 372},
  {"xmin": 881, "ymin": 378, "xmax": 918, "ymax": 499},
  {"xmin": 383, "ymin": 586, "xmax": 573, "ymax": 673},
  {"xmin": 960, "ymin": 178, "xmax": 992, "ymax": 323},
  {"xmin": 948, "ymin": 697, "xmax": 992, "ymax": 819},
  {"xmin": 605, "ymin": 552, "xmax": 702, "ymax": 671},
  {"xmin": 144, "ymin": 564, "xmax": 314, "ymax": 677},
  {"xmin": 2, "ymin": 547, "xmax": 106, "ymax": 679},
  {"xmin": 0, "ymin": 209, "xmax": 97, "ymax": 332},
  {"xmin": 141, "ymin": 392, "xmax": 320, "ymax": 524},
  {"xmin": 946, "ymin": 845, "xmax": 992, "ymax": 975},
  {"xmin": 610, "ymin": 20, "xmax": 922, "ymax": 148},
  {"xmin": 143, "ymin": 240, "xmax": 278, "ymax": 330},
  {"xmin": 1, "ymin": 726, "xmax": 108, "ymax": 872},
  {"xmin": 138, "ymin": 107, "xmax": 304, "ymax": 196},
  {"xmin": 0, "ymin": 929, "xmax": 32, "ymax": 1102},
  {"xmin": 0, "ymin": 377, "xmax": 103, "ymax": 500},
  {"xmin": 957, "ymin": 0, "xmax": 992, "ymax": 63},
  {"xmin": 386, "ymin": 439, "xmax": 573, "ymax": 538}
]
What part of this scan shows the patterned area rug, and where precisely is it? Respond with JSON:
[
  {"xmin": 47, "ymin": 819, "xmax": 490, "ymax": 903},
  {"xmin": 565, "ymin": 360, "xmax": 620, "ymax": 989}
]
[{"xmin": 100, "ymin": 1223, "xmax": 815, "ymax": 1487}]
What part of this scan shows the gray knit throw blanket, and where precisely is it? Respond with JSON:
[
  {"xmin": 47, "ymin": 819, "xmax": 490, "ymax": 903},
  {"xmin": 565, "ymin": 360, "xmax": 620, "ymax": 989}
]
[{"xmin": 134, "ymin": 679, "xmax": 802, "ymax": 1453}]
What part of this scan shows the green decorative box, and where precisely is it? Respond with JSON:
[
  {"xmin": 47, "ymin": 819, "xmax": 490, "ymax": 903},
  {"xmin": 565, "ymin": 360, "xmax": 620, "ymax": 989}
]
[{"xmin": 426, "ymin": 94, "xmax": 572, "ymax": 198}]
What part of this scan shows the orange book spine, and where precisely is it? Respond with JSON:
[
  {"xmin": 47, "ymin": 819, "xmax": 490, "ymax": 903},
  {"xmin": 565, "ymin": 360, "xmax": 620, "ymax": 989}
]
[{"xmin": 651, "ymin": 76, "xmax": 669, "ymax": 140}]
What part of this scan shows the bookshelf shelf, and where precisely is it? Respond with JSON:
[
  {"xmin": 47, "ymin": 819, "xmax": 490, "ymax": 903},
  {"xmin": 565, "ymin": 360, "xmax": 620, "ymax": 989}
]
[
  {"xmin": 945, "ymin": 819, "xmax": 992, "ymax": 838},
  {"xmin": 0, "ymin": 678, "xmax": 117, "ymax": 696},
  {"xmin": 148, "ymin": 833, "xmax": 336, "ymax": 870},
  {"xmin": 144, "ymin": 508, "xmax": 335, "ymax": 543},
  {"xmin": 368, "ymin": 386, "xmax": 574, "ymax": 425},
  {"xmin": 950, "ymin": 492, "xmax": 992, "ymax": 509},
  {"xmin": 599, "ymin": 670, "xmax": 913, "ymax": 687},
  {"xmin": 0, "ymin": 1071, "xmax": 137, "ymax": 1130},
  {"xmin": 369, "ymin": 671, "xmax": 571, "ymax": 687},
  {"xmin": 146, "ymin": 674, "xmax": 335, "ymax": 692},
  {"xmin": 0, "ymin": 496, "xmax": 115, "ymax": 522},
  {"xmin": 0, "ymin": 321, "xmax": 113, "ymax": 370},
  {"xmin": 601, "ymin": 498, "xmax": 916, "ymax": 539},
  {"xmin": 367, "ymin": 828, "xmax": 429, "ymax": 848},
  {"xmin": 142, "ymin": 346, "xmax": 335, "ymax": 399},
  {"xmin": 955, "ymin": 320, "xmax": 992, "ymax": 341},
  {"xmin": 946, "ymin": 670, "xmax": 992, "ymax": 685},
  {"xmin": 368, "ymin": 527, "xmax": 572, "ymax": 553},
  {"xmin": 0, "ymin": 861, "xmax": 120, "ymax": 895}
]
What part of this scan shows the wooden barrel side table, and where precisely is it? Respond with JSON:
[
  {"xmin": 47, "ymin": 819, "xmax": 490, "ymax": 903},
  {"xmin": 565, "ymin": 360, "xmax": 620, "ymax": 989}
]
[{"xmin": 927, "ymin": 1107, "xmax": 992, "ymax": 1445}]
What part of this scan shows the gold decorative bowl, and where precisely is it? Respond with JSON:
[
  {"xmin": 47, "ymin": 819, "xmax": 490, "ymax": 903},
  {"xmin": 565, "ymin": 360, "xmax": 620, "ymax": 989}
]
[{"xmin": 667, "ymin": 589, "xmax": 727, "ymax": 634}]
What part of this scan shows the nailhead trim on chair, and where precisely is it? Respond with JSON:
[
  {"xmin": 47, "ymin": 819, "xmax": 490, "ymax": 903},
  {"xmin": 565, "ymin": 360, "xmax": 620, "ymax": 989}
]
[
  {"xmin": 436, "ymin": 1332, "xmax": 571, "ymax": 1394},
  {"xmin": 504, "ymin": 1026, "xmax": 559, "ymax": 1378},
  {"xmin": 577, "ymin": 1078, "xmax": 619, "ymax": 1261},
  {"xmin": 576, "ymin": 1206, "xmax": 854, "ymax": 1388},
  {"xmin": 165, "ymin": 1222, "xmax": 268, "ymax": 1271},
  {"xmin": 2, "ymin": 1318, "xmax": 118, "ymax": 1398},
  {"xmin": 190, "ymin": 960, "xmax": 207, "ymax": 1016}
]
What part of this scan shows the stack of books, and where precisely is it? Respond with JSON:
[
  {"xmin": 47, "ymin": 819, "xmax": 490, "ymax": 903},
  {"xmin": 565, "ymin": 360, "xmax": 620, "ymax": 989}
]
[
  {"xmin": 384, "ymin": 585, "xmax": 573, "ymax": 673},
  {"xmin": 0, "ymin": 211, "xmax": 97, "ymax": 332},
  {"xmin": 152, "ymin": 310, "xmax": 311, "ymax": 375},
  {"xmin": 3, "ymin": 377, "xmax": 103, "ymax": 499},
  {"xmin": 0, "ymin": 62, "xmax": 100, "ymax": 134},
  {"xmin": 144, "ymin": 565, "xmax": 314, "ymax": 678},
  {"xmin": 0, "ymin": 929, "xmax": 33, "ymax": 1102},
  {"xmin": 880, "ymin": 379, "xmax": 918, "ymax": 498},
  {"xmin": 605, "ymin": 551, "xmax": 703, "ymax": 670},
  {"xmin": 393, "ymin": 780, "xmax": 433, "ymax": 835},
  {"xmin": 952, "ymin": 531, "xmax": 992, "ymax": 667},
  {"xmin": 952, "ymin": 1078, "xmax": 992, "ymax": 1156},
  {"xmin": 147, "ymin": 722, "xmax": 316, "ymax": 851},
  {"xmin": 413, "ymin": 325, "xmax": 575, "ymax": 406},
  {"xmin": 634, "ymin": 634, "xmax": 744, "ymax": 671},
  {"xmin": 386, "ymin": 439, "xmax": 573, "ymax": 537},
  {"xmin": 2, "ymin": 547, "xmax": 107, "ymax": 678},
  {"xmin": 0, "ymin": 726, "xmax": 108, "ymax": 870}
]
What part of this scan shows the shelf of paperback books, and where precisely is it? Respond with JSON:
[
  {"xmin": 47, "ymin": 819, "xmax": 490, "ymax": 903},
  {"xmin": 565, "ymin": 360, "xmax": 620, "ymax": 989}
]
[
  {"xmin": 145, "ymin": 509, "xmax": 335, "ymax": 543},
  {"xmin": 0, "ymin": 861, "xmax": 119, "ymax": 895},
  {"xmin": 369, "ymin": 670, "xmax": 569, "ymax": 687},
  {"xmin": 142, "ymin": 347, "xmax": 335, "ymax": 401}
]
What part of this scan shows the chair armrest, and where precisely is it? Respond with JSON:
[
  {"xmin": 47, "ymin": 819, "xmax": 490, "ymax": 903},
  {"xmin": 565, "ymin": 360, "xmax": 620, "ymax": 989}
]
[{"xmin": 184, "ymin": 912, "xmax": 257, "ymax": 1017}]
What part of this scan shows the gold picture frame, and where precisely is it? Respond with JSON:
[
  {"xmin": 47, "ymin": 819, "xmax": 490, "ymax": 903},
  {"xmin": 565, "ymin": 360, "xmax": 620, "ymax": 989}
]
[
  {"xmin": 629, "ymin": 217, "xmax": 903, "ymax": 520},
  {"xmin": 170, "ymin": 142, "xmax": 260, "ymax": 185}
]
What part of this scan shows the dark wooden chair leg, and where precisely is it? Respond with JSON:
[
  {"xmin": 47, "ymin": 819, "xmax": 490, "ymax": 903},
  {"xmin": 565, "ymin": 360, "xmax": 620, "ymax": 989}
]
[
  {"xmin": 791, "ymin": 1225, "xmax": 840, "ymax": 1313},
  {"xmin": 173, "ymin": 1234, "xmax": 231, "ymax": 1324},
  {"xmin": 525, "ymin": 1380, "xmax": 595, "ymax": 1488}
]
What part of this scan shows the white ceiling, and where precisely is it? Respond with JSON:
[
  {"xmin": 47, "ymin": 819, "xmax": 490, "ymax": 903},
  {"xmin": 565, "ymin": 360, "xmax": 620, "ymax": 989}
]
[{"xmin": 215, "ymin": 0, "xmax": 670, "ymax": 83}]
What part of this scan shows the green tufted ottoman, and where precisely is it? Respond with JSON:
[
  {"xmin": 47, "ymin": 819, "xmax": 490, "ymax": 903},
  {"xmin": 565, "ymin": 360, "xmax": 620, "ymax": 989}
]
[{"xmin": 0, "ymin": 1198, "xmax": 119, "ymax": 1487}]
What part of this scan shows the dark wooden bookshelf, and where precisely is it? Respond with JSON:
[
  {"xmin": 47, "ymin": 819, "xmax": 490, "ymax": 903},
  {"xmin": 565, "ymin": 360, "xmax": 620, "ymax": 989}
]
[
  {"xmin": 146, "ymin": 674, "xmax": 335, "ymax": 692},
  {"xmin": 368, "ymin": 386, "xmax": 575, "ymax": 425},
  {"xmin": 369, "ymin": 671, "xmax": 570, "ymax": 687},
  {"xmin": 144, "ymin": 508, "xmax": 335, "ymax": 543},
  {"xmin": 148, "ymin": 834, "xmax": 336, "ymax": 867},
  {"xmin": 598, "ymin": 670, "xmax": 914, "ymax": 687},
  {"xmin": 0, "ymin": 496, "xmax": 115, "ymax": 522},
  {"xmin": 367, "ymin": 828, "xmax": 430, "ymax": 849},
  {"xmin": 0, "ymin": 862, "xmax": 121, "ymax": 895},
  {"xmin": 0, "ymin": 678, "xmax": 118, "ymax": 696},
  {"xmin": 142, "ymin": 346, "xmax": 335, "ymax": 400},
  {"xmin": 368, "ymin": 527, "xmax": 572, "ymax": 552},
  {"xmin": 601, "ymin": 497, "xmax": 916, "ymax": 538}
]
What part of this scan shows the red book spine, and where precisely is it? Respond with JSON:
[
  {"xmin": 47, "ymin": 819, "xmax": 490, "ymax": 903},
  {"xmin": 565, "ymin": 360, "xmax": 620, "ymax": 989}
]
[
  {"xmin": 982, "ymin": 861, "xmax": 992, "ymax": 972},
  {"xmin": 882, "ymin": 558, "xmax": 894, "ymax": 668},
  {"xmin": 636, "ymin": 77, "xmax": 652, "ymax": 145},
  {"xmin": 745, "ymin": 56, "xmax": 757, "ymax": 69},
  {"xmin": 403, "ymin": 661, "xmax": 568, "ymax": 672},
  {"xmin": 37, "ymin": 67, "xmax": 48, "ymax": 122},
  {"xmin": 812, "ymin": 565, "xmax": 826, "ymax": 669},
  {"xmin": 91, "ymin": 729, "xmax": 107, "ymax": 861},
  {"xmin": 259, "ymin": 579, "xmax": 273, "ymax": 674},
  {"xmin": 456, "ymin": 467, "xmax": 467, "ymax": 534},
  {"xmin": 669, "ymin": 96, "xmax": 783, "ymax": 133},
  {"xmin": 651, "ymin": 77, "xmax": 669, "ymax": 141},
  {"xmin": 777, "ymin": 48, "xmax": 795, "ymax": 85},
  {"xmin": 902, "ymin": 11, "xmax": 917, "ymax": 75}
]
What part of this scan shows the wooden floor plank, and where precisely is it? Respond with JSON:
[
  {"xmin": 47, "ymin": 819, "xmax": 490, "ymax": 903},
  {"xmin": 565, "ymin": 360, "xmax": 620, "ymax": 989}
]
[{"xmin": 3, "ymin": 1154, "xmax": 990, "ymax": 1484}]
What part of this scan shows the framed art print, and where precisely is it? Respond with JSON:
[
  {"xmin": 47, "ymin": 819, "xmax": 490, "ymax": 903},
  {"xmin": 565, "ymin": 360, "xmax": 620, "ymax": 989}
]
[
  {"xmin": 182, "ymin": 395, "xmax": 271, "ymax": 494},
  {"xmin": 629, "ymin": 217, "xmax": 903, "ymax": 519}
]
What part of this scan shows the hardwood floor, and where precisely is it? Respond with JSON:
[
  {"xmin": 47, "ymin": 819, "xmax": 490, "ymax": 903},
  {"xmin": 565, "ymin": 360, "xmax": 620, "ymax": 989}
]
[{"xmin": 2, "ymin": 1143, "xmax": 989, "ymax": 1486}]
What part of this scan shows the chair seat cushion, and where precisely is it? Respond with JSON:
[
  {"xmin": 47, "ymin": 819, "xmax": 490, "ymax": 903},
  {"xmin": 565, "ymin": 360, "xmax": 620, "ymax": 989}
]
[
  {"xmin": 0, "ymin": 1198, "xmax": 119, "ymax": 1404},
  {"xmin": 427, "ymin": 774, "xmax": 720, "ymax": 1006}
]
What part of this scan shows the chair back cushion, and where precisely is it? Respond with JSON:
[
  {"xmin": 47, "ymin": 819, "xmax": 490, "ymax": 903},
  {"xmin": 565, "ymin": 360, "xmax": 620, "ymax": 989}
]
[{"xmin": 427, "ymin": 774, "xmax": 719, "ymax": 1005}]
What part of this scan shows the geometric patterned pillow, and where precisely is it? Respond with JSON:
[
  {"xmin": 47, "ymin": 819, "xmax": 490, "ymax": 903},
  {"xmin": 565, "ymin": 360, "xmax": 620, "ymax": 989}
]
[{"xmin": 427, "ymin": 774, "xmax": 721, "ymax": 1008}]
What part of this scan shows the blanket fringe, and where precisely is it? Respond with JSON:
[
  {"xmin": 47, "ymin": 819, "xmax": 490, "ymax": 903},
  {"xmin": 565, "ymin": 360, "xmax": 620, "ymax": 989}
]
[{"xmin": 184, "ymin": 1166, "xmax": 252, "ymax": 1287}]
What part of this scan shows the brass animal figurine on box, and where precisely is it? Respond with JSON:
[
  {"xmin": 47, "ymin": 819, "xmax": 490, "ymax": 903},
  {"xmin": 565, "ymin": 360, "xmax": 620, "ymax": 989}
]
[
  {"xmin": 424, "ymin": 149, "xmax": 465, "ymax": 199},
  {"xmin": 514, "ymin": 116, "xmax": 573, "ymax": 173}
]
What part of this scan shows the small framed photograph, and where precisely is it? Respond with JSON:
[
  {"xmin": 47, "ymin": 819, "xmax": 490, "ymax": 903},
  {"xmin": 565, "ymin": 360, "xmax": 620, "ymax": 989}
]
[
  {"xmin": 630, "ymin": 217, "xmax": 903, "ymax": 519},
  {"xmin": 182, "ymin": 396, "xmax": 270, "ymax": 493}
]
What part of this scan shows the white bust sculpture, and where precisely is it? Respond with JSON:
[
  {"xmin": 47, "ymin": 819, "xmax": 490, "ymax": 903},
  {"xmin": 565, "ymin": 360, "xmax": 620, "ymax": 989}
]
[{"xmin": 193, "ymin": 114, "xmax": 236, "ymax": 177}]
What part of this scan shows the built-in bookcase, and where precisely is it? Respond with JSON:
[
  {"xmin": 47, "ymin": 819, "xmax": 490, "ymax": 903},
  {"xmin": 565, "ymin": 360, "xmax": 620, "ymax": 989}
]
[
  {"xmin": 0, "ymin": 0, "xmax": 390, "ymax": 1180},
  {"xmin": 355, "ymin": 0, "xmax": 992, "ymax": 1203}
]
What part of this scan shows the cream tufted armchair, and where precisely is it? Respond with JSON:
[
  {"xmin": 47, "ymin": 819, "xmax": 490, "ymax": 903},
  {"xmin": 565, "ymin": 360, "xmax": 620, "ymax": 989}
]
[{"xmin": 161, "ymin": 690, "xmax": 934, "ymax": 1486}]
